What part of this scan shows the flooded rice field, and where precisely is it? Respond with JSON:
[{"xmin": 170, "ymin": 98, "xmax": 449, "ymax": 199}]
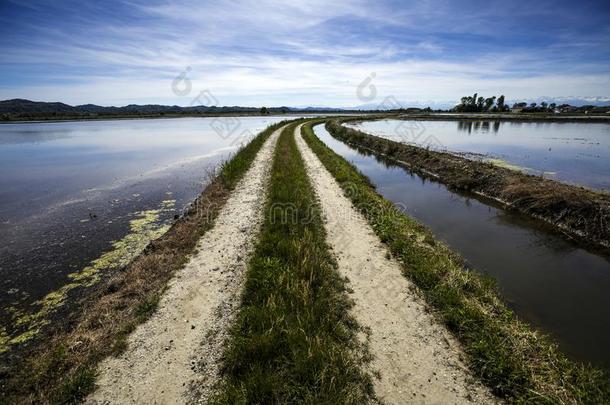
[
  {"xmin": 0, "ymin": 116, "xmax": 288, "ymax": 352},
  {"xmin": 345, "ymin": 119, "xmax": 610, "ymax": 191},
  {"xmin": 314, "ymin": 124, "xmax": 610, "ymax": 370}
]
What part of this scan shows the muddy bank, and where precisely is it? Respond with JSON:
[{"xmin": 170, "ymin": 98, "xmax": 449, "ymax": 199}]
[{"xmin": 326, "ymin": 119, "xmax": 610, "ymax": 251}]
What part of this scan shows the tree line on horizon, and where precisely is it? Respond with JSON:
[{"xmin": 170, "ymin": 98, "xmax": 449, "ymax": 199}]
[
  {"xmin": 453, "ymin": 93, "xmax": 608, "ymax": 113},
  {"xmin": 454, "ymin": 93, "xmax": 569, "ymax": 113},
  {"xmin": 454, "ymin": 93, "xmax": 509, "ymax": 112}
]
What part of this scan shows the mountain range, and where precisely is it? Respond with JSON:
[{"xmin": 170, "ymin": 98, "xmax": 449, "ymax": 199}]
[
  {"xmin": 1, "ymin": 97, "xmax": 609, "ymax": 117},
  {"xmin": 0, "ymin": 99, "xmax": 306, "ymax": 115}
]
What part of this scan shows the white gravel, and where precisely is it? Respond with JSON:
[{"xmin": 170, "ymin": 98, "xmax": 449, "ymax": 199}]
[{"xmin": 294, "ymin": 123, "xmax": 497, "ymax": 404}]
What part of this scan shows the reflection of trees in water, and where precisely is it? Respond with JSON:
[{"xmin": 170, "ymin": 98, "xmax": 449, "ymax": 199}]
[
  {"xmin": 457, "ymin": 121, "xmax": 472, "ymax": 133},
  {"xmin": 456, "ymin": 120, "xmax": 502, "ymax": 134}
]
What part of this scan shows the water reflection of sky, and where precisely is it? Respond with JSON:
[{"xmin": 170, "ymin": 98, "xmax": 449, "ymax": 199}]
[
  {"xmin": 314, "ymin": 124, "xmax": 610, "ymax": 371},
  {"xmin": 0, "ymin": 117, "xmax": 287, "ymax": 220},
  {"xmin": 346, "ymin": 119, "xmax": 610, "ymax": 191},
  {"xmin": 0, "ymin": 116, "xmax": 289, "ymax": 335}
]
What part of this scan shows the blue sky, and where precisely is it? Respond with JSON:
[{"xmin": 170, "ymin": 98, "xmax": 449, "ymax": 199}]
[{"xmin": 0, "ymin": 0, "xmax": 609, "ymax": 107}]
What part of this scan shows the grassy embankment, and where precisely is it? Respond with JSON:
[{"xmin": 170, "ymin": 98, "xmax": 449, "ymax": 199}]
[
  {"xmin": 213, "ymin": 122, "xmax": 374, "ymax": 403},
  {"xmin": 327, "ymin": 119, "xmax": 610, "ymax": 251},
  {"xmin": 0, "ymin": 120, "xmax": 292, "ymax": 404},
  {"xmin": 302, "ymin": 121, "xmax": 610, "ymax": 403}
]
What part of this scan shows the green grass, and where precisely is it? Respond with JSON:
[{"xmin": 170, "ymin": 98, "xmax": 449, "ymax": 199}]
[
  {"xmin": 213, "ymin": 122, "xmax": 374, "ymax": 404},
  {"xmin": 301, "ymin": 121, "xmax": 610, "ymax": 404}
]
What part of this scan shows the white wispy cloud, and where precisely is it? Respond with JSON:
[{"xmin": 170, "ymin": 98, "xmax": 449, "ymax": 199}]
[{"xmin": 0, "ymin": 0, "xmax": 608, "ymax": 106}]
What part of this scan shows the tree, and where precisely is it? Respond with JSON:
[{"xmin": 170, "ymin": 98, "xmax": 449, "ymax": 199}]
[
  {"xmin": 260, "ymin": 106, "xmax": 269, "ymax": 115},
  {"xmin": 540, "ymin": 101, "xmax": 548, "ymax": 110},
  {"xmin": 456, "ymin": 95, "xmax": 478, "ymax": 112},
  {"xmin": 530, "ymin": 102, "xmax": 537, "ymax": 108},
  {"xmin": 484, "ymin": 96, "xmax": 496, "ymax": 111},
  {"xmin": 497, "ymin": 95, "xmax": 505, "ymax": 111},
  {"xmin": 471, "ymin": 93, "xmax": 478, "ymax": 106},
  {"xmin": 580, "ymin": 105, "xmax": 595, "ymax": 112},
  {"xmin": 477, "ymin": 96, "xmax": 485, "ymax": 110},
  {"xmin": 549, "ymin": 103, "xmax": 556, "ymax": 110}
]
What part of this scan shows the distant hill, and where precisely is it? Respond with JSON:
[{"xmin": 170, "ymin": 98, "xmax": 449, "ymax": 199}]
[
  {"xmin": 0, "ymin": 99, "xmax": 346, "ymax": 117},
  {"xmin": 0, "ymin": 99, "xmax": 81, "ymax": 114},
  {"xmin": 3, "ymin": 98, "xmax": 608, "ymax": 118}
]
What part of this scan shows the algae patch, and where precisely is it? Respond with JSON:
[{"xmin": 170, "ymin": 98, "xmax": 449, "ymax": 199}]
[
  {"xmin": 0, "ymin": 200, "xmax": 176, "ymax": 353},
  {"xmin": 485, "ymin": 158, "xmax": 532, "ymax": 173},
  {"xmin": 485, "ymin": 158, "xmax": 557, "ymax": 177}
]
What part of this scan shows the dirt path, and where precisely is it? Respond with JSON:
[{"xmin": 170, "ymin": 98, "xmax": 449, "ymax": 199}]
[
  {"xmin": 87, "ymin": 126, "xmax": 284, "ymax": 404},
  {"xmin": 294, "ymin": 124, "xmax": 496, "ymax": 404}
]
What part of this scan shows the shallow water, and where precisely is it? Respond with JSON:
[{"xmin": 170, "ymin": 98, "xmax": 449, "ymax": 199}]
[
  {"xmin": 345, "ymin": 119, "xmax": 610, "ymax": 191},
  {"xmin": 0, "ymin": 116, "xmax": 290, "ymax": 350},
  {"xmin": 314, "ymin": 124, "xmax": 610, "ymax": 370}
]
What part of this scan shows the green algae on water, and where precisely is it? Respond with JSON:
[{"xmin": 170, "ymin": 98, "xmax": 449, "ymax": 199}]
[
  {"xmin": 485, "ymin": 158, "xmax": 557, "ymax": 178},
  {"xmin": 0, "ymin": 200, "xmax": 176, "ymax": 353},
  {"xmin": 485, "ymin": 158, "xmax": 532, "ymax": 172}
]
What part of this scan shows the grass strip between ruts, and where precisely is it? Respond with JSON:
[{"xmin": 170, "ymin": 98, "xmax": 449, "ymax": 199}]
[
  {"xmin": 301, "ymin": 120, "xmax": 610, "ymax": 404},
  {"xmin": 213, "ymin": 121, "xmax": 374, "ymax": 404}
]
